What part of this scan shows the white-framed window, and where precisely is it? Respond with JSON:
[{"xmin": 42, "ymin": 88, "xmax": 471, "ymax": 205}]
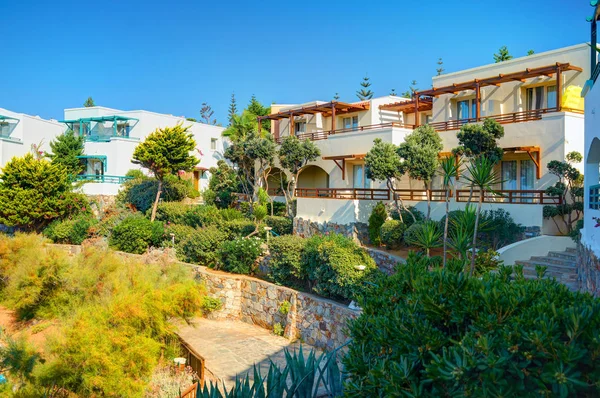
[
  {"xmin": 210, "ymin": 138, "xmax": 217, "ymax": 150},
  {"xmin": 456, "ymin": 98, "xmax": 477, "ymax": 120},
  {"xmin": 525, "ymin": 85, "xmax": 557, "ymax": 111},
  {"xmin": 501, "ymin": 159, "xmax": 535, "ymax": 190},
  {"xmin": 342, "ymin": 116, "xmax": 359, "ymax": 130},
  {"xmin": 294, "ymin": 121, "xmax": 306, "ymax": 134},
  {"xmin": 353, "ymin": 164, "xmax": 371, "ymax": 189}
]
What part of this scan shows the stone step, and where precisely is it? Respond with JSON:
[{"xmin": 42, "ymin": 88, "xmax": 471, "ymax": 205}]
[
  {"xmin": 521, "ymin": 269, "xmax": 578, "ymax": 282},
  {"xmin": 516, "ymin": 260, "xmax": 577, "ymax": 274},
  {"xmin": 565, "ymin": 247, "xmax": 577, "ymax": 254},
  {"xmin": 521, "ymin": 274, "xmax": 579, "ymax": 288},
  {"xmin": 529, "ymin": 256, "xmax": 576, "ymax": 267},
  {"xmin": 547, "ymin": 251, "xmax": 577, "ymax": 261}
]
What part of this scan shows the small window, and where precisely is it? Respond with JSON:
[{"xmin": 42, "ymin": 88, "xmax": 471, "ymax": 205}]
[
  {"xmin": 456, "ymin": 99, "xmax": 476, "ymax": 120},
  {"xmin": 294, "ymin": 121, "xmax": 306, "ymax": 134},
  {"xmin": 547, "ymin": 85, "xmax": 557, "ymax": 109},
  {"xmin": 210, "ymin": 138, "xmax": 217, "ymax": 150},
  {"xmin": 526, "ymin": 86, "xmax": 551, "ymax": 111},
  {"xmin": 343, "ymin": 116, "xmax": 359, "ymax": 130}
]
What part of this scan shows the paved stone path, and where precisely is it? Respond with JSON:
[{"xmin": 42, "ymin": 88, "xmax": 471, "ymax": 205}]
[{"xmin": 176, "ymin": 318, "xmax": 311, "ymax": 391}]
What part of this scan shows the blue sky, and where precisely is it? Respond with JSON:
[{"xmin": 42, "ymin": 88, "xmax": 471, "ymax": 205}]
[{"xmin": 0, "ymin": 0, "xmax": 593, "ymax": 123}]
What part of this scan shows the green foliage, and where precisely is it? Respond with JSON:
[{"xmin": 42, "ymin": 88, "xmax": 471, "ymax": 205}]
[
  {"xmin": 117, "ymin": 174, "xmax": 196, "ymax": 213},
  {"xmin": 88, "ymin": 205, "xmax": 134, "ymax": 239},
  {"xmin": 368, "ymin": 202, "xmax": 388, "ymax": 246},
  {"xmin": 163, "ymin": 223, "xmax": 198, "ymax": 246},
  {"xmin": 570, "ymin": 219, "xmax": 584, "ymax": 243},
  {"xmin": 390, "ymin": 205, "xmax": 425, "ymax": 227},
  {"xmin": 253, "ymin": 204, "xmax": 268, "ymax": 223},
  {"xmin": 219, "ymin": 208, "xmax": 244, "ymax": 221},
  {"xmin": 494, "ymin": 45, "xmax": 513, "ymax": 62},
  {"xmin": 473, "ymin": 248, "xmax": 502, "ymax": 275},
  {"xmin": 380, "ymin": 219, "xmax": 406, "ymax": 249},
  {"xmin": 43, "ymin": 215, "xmax": 96, "ymax": 245},
  {"xmin": 205, "ymin": 160, "xmax": 241, "ymax": 209},
  {"xmin": 302, "ymin": 234, "xmax": 379, "ymax": 301},
  {"xmin": 279, "ymin": 300, "xmax": 291, "ymax": 315},
  {"xmin": 0, "ymin": 154, "xmax": 90, "ymax": 231},
  {"xmin": 125, "ymin": 169, "xmax": 145, "ymax": 179},
  {"xmin": 345, "ymin": 254, "xmax": 600, "ymax": 397},
  {"xmin": 109, "ymin": 215, "xmax": 164, "ymax": 254},
  {"xmin": 177, "ymin": 226, "xmax": 228, "ymax": 266},
  {"xmin": 218, "ymin": 237, "xmax": 264, "ymax": 274},
  {"xmin": 267, "ymin": 235, "xmax": 307, "ymax": 287},
  {"xmin": 83, "ymin": 96, "xmax": 95, "ymax": 107},
  {"xmin": 268, "ymin": 201, "xmax": 288, "ymax": 217},
  {"xmin": 404, "ymin": 220, "xmax": 442, "ymax": 256},
  {"xmin": 365, "ymin": 138, "xmax": 403, "ymax": 186},
  {"xmin": 200, "ymin": 102, "xmax": 217, "ymax": 125},
  {"xmin": 397, "ymin": 125, "xmax": 443, "ymax": 185},
  {"xmin": 401, "ymin": 80, "xmax": 419, "ymax": 98},
  {"xmin": 246, "ymin": 95, "xmax": 271, "ymax": 133},
  {"xmin": 0, "ymin": 332, "xmax": 40, "ymax": 386},
  {"xmin": 227, "ymin": 92, "xmax": 238, "ymax": 126},
  {"xmin": 200, "ymin": 296, "xmax": 223, "ymax": 314},
  {"xmin": 454, "ymin": 118, "xmax": 505, "ymax": 163},
  {"xmin": 46, "ymin": 130, "xmax": 85, "ymax": 177},
  {"xmin": 222, "ymin": 219, "xmax": 257, "ymax": 238},
  {"xmin": 356, "ymin": 75, "xmax": 374, "ymax": 100},
  {"xmin": 479, "ymin": 208, "xmax": 525, "ymax": 249},
  {"xmin": 264, "ymin": 216, "xmax": 293, "ymax": 235},
  {"xmin": 273, "ymin": 322, "xmax": 284, "ymax": 336}
]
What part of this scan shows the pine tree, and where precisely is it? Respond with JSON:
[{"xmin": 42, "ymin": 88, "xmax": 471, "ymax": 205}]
[
  {"xmin": 47, "ymin": 130, "xmax": 85, "ymax": 177},
  {"xmin": 83, "ymin": 97, "xmax": 95, "ymax": 107},
  {"xmin": 436, "ymin": 58, "xmax": 445, "ymax": 75},
  {"xmin": 200, "ymin": 102, "xmax": 217, "ymax": 125},
  {"xmin": 333, "ymin": 93, "xmax": 340, "ymax": 101},
  {"xmin": 356, "ymin": 75, "xmax": 374, "ymax": 100},
  {"xmin": 401, "ymin": 80, "xmax": 418, "ymax": 99},
  {"xmin": 390, "ymin": 88, "xmax": 397, "ymax": 96},
  {"xmin": 493, "ymin": 46, "xmax": 513, "ymax": 63},
  {"xmin": 246, "ymin": 95, "xmax": 271, "ymax": 133},
  {"xmin": 527, "ymin": 49, "xmax": 535, "ymax": 56},
  {"xmin": 228, "ymin": 93, "xmax": 238, "ymax": 126}
]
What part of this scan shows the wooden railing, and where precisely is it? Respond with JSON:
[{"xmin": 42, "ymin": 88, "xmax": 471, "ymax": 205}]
[
  {"xmin": 275, "ymin": 122, "xmax": 414, "ymax": 143},
  {"xmin": 394, "ymin": 189, "xmax": 450, "ymax": 202},
  {"xmin": 180, "ymin": 382, "xmax": 198, "ymax": 398},
  {"xmin": 590, "ymin": 184, "xmax": 600, "ymax": 210},
  {"xmin": 267, "ymin": 187, "xmax": 284, "ymax": 196},
  {"xmin": 455, "ymin": 189, "xmax": 562, "ymax": 204},
  {"xmin": 179, "ymin": 338, "xmax": 205, "ymax": 392},
  {"xmin": 295, "ymin": 188, "xmax": 390, "ymax": 200},
  {"xmin": 428, "ymin": 108, "xmax": 560, "ymax": 132}
]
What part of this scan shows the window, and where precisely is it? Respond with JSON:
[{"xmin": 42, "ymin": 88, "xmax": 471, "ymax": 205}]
[
  {"xmin": 294, "ymin": 121, "xmax": 306, "ymax": 134},
  {"xmin": 210, "ymin": 138, "xmax": 217, "ymax": 150},
  {"xmin": 353, "ymin": 164, "xmax": 371, "ymax": 189},
  {"xmin": 343, "ymin": 116, "xmax": 359, "ymax": 130},
  {"xmin": 456, "ymin": 99, "xmax": 477, "ymax": 120},
  {"xmin": 502, "ymin": 161, "xmax": 517, "ymax": 190},
  {"xmin": 526, "ymin": 85, "xmax": 557, "ymax": 111},
  {"xmin": 501, "ymin": 159, "xmax": 535, "ymax": 191},
  {"xmin": 547, "ymin": 85, "xmax": 557, "ymax": 109},
  {"xmin": 422, "ymin": 114, "xmax": 432, "ymax": 125}
]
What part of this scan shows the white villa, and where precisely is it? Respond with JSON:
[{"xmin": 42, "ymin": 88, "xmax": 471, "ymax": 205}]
[
  {"xmin": 260, "ymin": 44, "xmax": 589, "ymax": 238},
  {"xmin": 0, "ymin": 108, "xmax": 65, "ymax": 167},
  {"xmin": 60, "ymin": 106, "xmax": 227, "ymax": 195}
]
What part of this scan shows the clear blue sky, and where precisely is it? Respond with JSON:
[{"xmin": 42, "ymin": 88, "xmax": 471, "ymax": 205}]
[{"xmin": 0, "ymin": 0, "xmax": 593, "ymax": 123}]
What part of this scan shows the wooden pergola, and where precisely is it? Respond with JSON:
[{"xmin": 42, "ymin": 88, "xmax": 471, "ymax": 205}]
[
  {"xmin": 322, "ymin": 154, "xmax": 366, "ymax": 180},
  {"xmin": 257, "ymin": 101, "xmax": 370, "ymax": 135},
  {"xmin": 380, "ymin": 63, "xmax": 582, "ymax": 128},
  {"xmin": 503, "ymin": 146, "xmax": 542, "ymax": 179}
]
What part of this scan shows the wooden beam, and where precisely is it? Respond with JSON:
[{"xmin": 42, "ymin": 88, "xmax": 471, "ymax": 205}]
[
  {"xmin": 332, "ymin": 159, "xmax": 346, "ymax": 180},
  {"xmin": 475, "ymin": 83, "xmax": 481, "ymax": 120},
  {"xmin": 331, "ymin": 103, "xmax": 336, "ymax": 133},
  {"xmin": 526, "ymin": 149, "xmax": 541, "ymax": 179},
  {"xmin": 290, "ymin": 113, "xmax": 294, "ymax": 136},
  {"xmin": 556, "ymin": 65, "xmax": 562, "ymax": 111},
  {"xmin": 415, "ymin": 95, "xmax": 420, "ymax": 127}
]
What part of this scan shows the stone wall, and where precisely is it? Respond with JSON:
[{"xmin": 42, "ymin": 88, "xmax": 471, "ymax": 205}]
[
  {"xmin": 293, "ymin": 217, "xmax": 368, "ymax": 245},
  {"xmin": 365, "ymin": 247, "xmax": 405, "ymax": 275},
  {"xmin": 577, "ymin": 242, "xmax": 600, "ymax": 296}
]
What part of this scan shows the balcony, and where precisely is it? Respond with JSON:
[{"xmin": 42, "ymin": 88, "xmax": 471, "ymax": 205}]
[
  {"xmin": 295, "ymin": 188, "xmax": 390, "ymax": 200},
  {"xmin": 275, "ymin": 122, "xmax": 414, "ymax": 144},
  {"xmin": 76, "ymin": 174, "xmax": 134, "ymax": 184}
]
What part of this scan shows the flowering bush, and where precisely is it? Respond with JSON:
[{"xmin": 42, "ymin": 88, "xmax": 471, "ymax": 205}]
[{"xmin": 218, "ymin": 237, "xmax": 263, "ymax": 274}]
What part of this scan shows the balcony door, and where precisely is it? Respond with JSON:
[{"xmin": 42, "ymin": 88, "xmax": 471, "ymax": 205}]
[
  {"xmin": 353, "ymin": 164, "xmax": 371, "ymax": 189},
  {"xmin": 456, "ymin": 99, "xmax": 476, "ymax": 120},
  {"xmin": 526, "ymin": 85, "xmax": 557, "ymax": 111},
  {"xmin": 343, "ymin": 116, "xmax": 359, "ymax": 130}
]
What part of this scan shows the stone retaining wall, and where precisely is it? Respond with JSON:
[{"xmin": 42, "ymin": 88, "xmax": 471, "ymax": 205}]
[
  {"xmin": 365, "ymin": 247, "xmax": 405, "ymax": 275},
  {"xmin": 577, "ymin": 242, "xmax": 600, "ymax": 296}
]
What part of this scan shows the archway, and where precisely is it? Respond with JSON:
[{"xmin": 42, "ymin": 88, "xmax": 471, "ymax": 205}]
[
  {"xmin": 266, "ymin": 167, "xmax": 286, "ymax": 196},
  {"xmin": 587, "ymin": 137, "xmax": 600, "ymax": 189},
  {"xmin": 297, "ymin": 165, "xmax": 329, "ymax": 189}
]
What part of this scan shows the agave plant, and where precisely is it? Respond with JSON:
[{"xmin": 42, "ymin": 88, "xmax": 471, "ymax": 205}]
[
  {"xmin": 438, "ymin": 156, "xmax": 461, "ymax": 268},
  {"xmin": 463, "ymin": 157, "xmax": 502, "ymax": 275},
  {"xmin": 194, "ymin": 345, "xmax": 344, "ymax": 398}
]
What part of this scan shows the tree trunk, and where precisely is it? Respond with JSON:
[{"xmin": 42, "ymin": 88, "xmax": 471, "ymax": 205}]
[
  {"xmin": 469, "ymin": 192, "xmax": 483, "ymax": 276},
  {"xmin": 443, "ymin": 188, "xmax": 450, "ymax": 268},
  {"xmin": 425, "ymin": 181, "xmax": 431, "ymax": 220},
  {"xmin": 150, "ymin": 179, "xmax": 163, "ymax": 222},
  {"xmin": 389, "ymin": 179, "xmax": 403, "ymax": 223}
]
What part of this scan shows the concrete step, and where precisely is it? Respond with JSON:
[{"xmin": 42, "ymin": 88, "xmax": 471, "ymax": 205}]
[
  {"xmin": 516, "ymin": 260, "xmax": 577, "ymax": 274},
  {"xmin": 520, "ymin": 274, "xmax": 579, "ymax": 288},
  {"xmin": 529, "ymin": 256, "xmax": 576, "ymax": 267},
  {"xmin": 547, "ymin": 251, "xmax": 577, "ymax": 262},
  {"xmin": 565, "ymin": 247, "xmax": 577, "ymax": 254}
]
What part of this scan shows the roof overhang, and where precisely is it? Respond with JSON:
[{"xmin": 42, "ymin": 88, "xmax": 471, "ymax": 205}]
[
  {"xmin": 417, "ymin": 63, "xmax": 583, "ymax": 97},
  {"xmin": 379, "ymin": 97, "xmax": 433, "ymax": 113},
  {"xmin": 258, "ymin": 101, "xmax": 370, "ymax": 121},
  {"xmin": 0, "ymin": 115, "xmax": 19, "ymax": 122},
  {"xmin": 59, "ymin": 115, "xmax": 139, "ymax": 124}
]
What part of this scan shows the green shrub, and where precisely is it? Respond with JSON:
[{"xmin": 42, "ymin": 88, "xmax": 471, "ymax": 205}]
[
  {"xmin": 570, "ymin": 219, "xmax": 584, "ymax": 243},
  {"xmin": 264, "ymin": 216, "xmax": 293, "ymax": 236},
  {"xmin": 206, "ymin": 160, "xmax": 241, "ymax": 209},
  {"xmin": 368, "ymin": 202, "xmax": 387, "ymax": 246},
  {"xmin": 267, "ymin": 201, "xmax": 287, "ymax": 217},
  {"xmin": 163, "ymin": 224, "xmax": 198, "ymax": 246},
  {"xmin": 218, "ymin": 237, "xmax": 263, "ymax": 274},
  {"xmin": 403, "ymin": 223, "xmax": 421, "ymax": 247},
  {"xmin": 109, "ymin": 216, "xmax": 164, "ymax": 254},
  {"xmin": 177, "ymin": 226, "xmax": 227, "ymax": 266},
  {"xmin": 473, "ymin": 248, "xmax": 502, "ymax": 275},
  {"xmin": 273, "ymin": 322, "xmax": 284, "ymax": 336},
  {"xmin": 43, "ymin": 215, "xmax": 96, "ymax": 245},
  {"xmin": 344, "ymin": 254, "xmax": 600, "ymax": 397},
  {"xmin": 125, "ymin": 169, "xmax": 145, "ymax": 179},
  {"xmin": 153, "ymin": 202, "xmax": 191, "ymax": 225},
  {"xmin": 380, "ymin": 220, "xmax": 406, "ymax": 249},
  {"xmin": 479, "ymin": 208, "xmax": 525, "ymax": 249},
  {"xmin": 200, "ymin": 296, "xmax": 222, "ymax": 314},
  {"xmin": 89, "ymin": 206, "xmax": 134, "ymax": 238},
  {"xmin": 222, "ymin": 219, "xmax": 257, "ymax": 238},
  {"xmin": 253, "ymin": 204, "xmax": 268, "ymax": 223},
  {"xmin": 267, "ymin": 235, "xmax": 306, "ymax": 287},
  {"xmin": 219, "ymin": 208, "xmax": 244, "ymax": 221},
  {"xmin": 404, "ymin": 220, "xmax": 442, "ymax": 256},
  {"xmin": 182, "ymin": 205, "xmax": 222, "ymax": 228},
  {"xmin": 117, "ymin": 175, "xmax": 195, "ymax": 213},
  {"xmin": 302, "ymin": 234, "xmax": 379, "ymax": 301},
  {"xmin": 391, "ymin": 205, "xmax": 424, "ymax": 227}
]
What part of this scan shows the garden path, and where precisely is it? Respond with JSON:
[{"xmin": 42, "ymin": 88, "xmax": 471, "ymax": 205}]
[{"xmin": 176, "ymin": 318, "xmax": 312, "ymax": 391}]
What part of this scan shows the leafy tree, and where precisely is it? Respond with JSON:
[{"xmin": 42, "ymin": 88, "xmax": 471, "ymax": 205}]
[
  {"xmin": 186, "ymin": 117, "xmax": 197, "ymax": 122},
  {"xmin": 464, "ymin": 156, "xmax": 502, "ymax": 275},
  {"xmin": 333, "ymin": 93, "xmax": 340, "ymax": 100},
  {"xmin": 543, "ymin": 151, "xmax": 583, "ymax": 235},
  {"xmin": 228, "ymin": 92, "xmax": 238, "ymax": 126},
  {"xmin": 368, "ymin": 202, "xmax": 387, "ymax": 246},
  {"xmin": 132, "ymin": 124, "xmax": 199, "ymax": 221},
  {"xmin": 83, "ymin": 97, "xmax": 95, "ymax": 107},
  {"xmin": 246, "ymin": 95, "xmax": 271, "ymax": 133},
  {"xmin": 527, "ymin": 49, "xmax": 535, "ymax": 56},
  {"xmin": 46, "ymin": 130, "xmax": 85, "ymax": 178},
  {"xmin": 205, "ymin": 160, "xmax": 241, "ymax": 208},
  {"xmin": 222, "ymin": 111, "xmax": 259, "ymax": 142},
  {"xmin": 401, "ymin": 80, "xmax": 418, "ymax": 98},
  {"xmin": 397, "ymin": 125, "xmax": 443, "ymax": 219},
  {"xmin": 365, "ymin": 138, "xmax": 411, "ymax": 223},
  {"xmin": 494, "ymin": 45, "xmax": 513, "ymax": 62},
  {"xmin": 356, "ymin": 75, "xmax": 374, "ymax": 100},
  {"xmin": 278, "ymin": 136, "xmax": 321, "ymax": 217},
  {"xmin": 200, "ymin": 102, "xmax": 217, "ymax": 125},
  {"xmin": 439, "ymin": 156, "xmax": 461, "ymax": 267},
  {"xmin": 436, "ymin": 57, "xmax": 444, "ymax": 75},
  {"xmin": 0, "ymin": 154, "xmax": 89, "ymax": 231},
  {"xmin": 454, "ymin": 118, "xmax": 504, "ymax": 164}
]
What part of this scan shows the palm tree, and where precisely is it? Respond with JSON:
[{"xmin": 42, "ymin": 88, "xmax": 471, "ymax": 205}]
[
  {"xmin": 464, "ymin": 157, "xmax": 502, "ymax": 275},
  {"xmin": 439, "ymin": 157, "xmax": 461, "ymax": 268},
  {"xmin": 407, "ymin": 220, "xmax": 442, "ymax": 258},
  {"xmin": 222, "ymin": 111, "xmax": 261, "ymax": 142}
]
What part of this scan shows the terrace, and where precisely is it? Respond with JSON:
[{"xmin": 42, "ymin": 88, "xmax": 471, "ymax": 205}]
[{"xmin": 59, "ymin": 115, "xmax": 139, "ymax": 141}]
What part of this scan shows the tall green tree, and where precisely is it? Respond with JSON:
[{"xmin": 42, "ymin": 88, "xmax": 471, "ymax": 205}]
[
  {"xmin": 397, "ymin": 125, "xmax": 443, "ymax": 219},
  {"xmin": 0, "ymin": 154, "xmax": 89, "ymax": 231},
  {"xmin": 401, "ymin": 80, "xmax": 418, "ymax": 98},
  {"xmin": 527, "ymin": 49, "xmax": 535, "ymax": 56},
  {"xmin": 46, "ymin": 130, "xmax": 85, "ymax": 177},
  {"xmin": 365, "ymin": 138, "xmax": 412, "ymax": 223},
  {"xmin": 228, "ymin": 93, "xmax": 238, "ymax": 126},
  {"xmin": 493, "ymin": 46, "xmax": 513, "ymax": 63},
  {"xmin": 206, "ymin": 160, "xmax": 240, "ymax": 208},
  {"xmin": 83, "ymin": 97, "xmax": 95, "ymax": 107},
  {"xmin": 223, "ymin": 111, "xmax": 260, "ymax": 142},
  {"xmin": 278, "ymin": 136, "xmax": 321, "ymax": 217},
  {"xmin": 132, "ymin": 124, "xmax": 199, "ymax": 221},
  {"xmin": 200, "ymin": 102, "xmax": 217, "ymax": 125},
  {"xmin": 454, "ymin": 118, "xmax": 505, "ymax": 164},
  {"xmin": 356, "ymin": 75, "xmax": 374, "ymax": 100},
  {"xmin": 247, "ymin": 95, "xmax": 271, "ymax": 133}
]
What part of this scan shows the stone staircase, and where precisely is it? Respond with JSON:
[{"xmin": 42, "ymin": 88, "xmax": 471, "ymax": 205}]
[{"xmin": 514, "ymin": 247, "xmax": 578, "ymax": 291}]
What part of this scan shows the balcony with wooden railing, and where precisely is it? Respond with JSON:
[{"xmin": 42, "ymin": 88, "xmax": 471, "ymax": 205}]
[
  {"xmin": 455, "ymin": 189, "xmax": 562, "ymax": 205},
  {"xmin": 295, "ymin": 187, "xmax": 390, "ymax": 200},
  {"xmin": 275, "ymin": 122, "xmax": 414, "ymax": 144},
  {"xmin": 394, "ymin": 189, "xmax": 450, "ymax": 202}
]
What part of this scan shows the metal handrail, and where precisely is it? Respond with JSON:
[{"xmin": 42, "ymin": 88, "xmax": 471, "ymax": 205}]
[{"xmin": 76, "ymin": 174, "xmax": 134, "ymax": 184}]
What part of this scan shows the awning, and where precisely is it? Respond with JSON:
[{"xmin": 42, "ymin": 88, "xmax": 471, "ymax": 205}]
[
  {"xmin": 258, "ymin": 101, "xmax": 370, "ymax": 121},
  {"xmin": 0, "ymin": 114, "xmax": 19, "ymax": 122},
  {"xmin": 380, "ymin": 97, "xmax": 433, "ymax": 113},
  {"xmin": 59, "ymin": 115, "xmax": 139, "ymax": 124},
  {"xmin": 503, "ymin": 146, "xmax": 541, "ymax": 179}
]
